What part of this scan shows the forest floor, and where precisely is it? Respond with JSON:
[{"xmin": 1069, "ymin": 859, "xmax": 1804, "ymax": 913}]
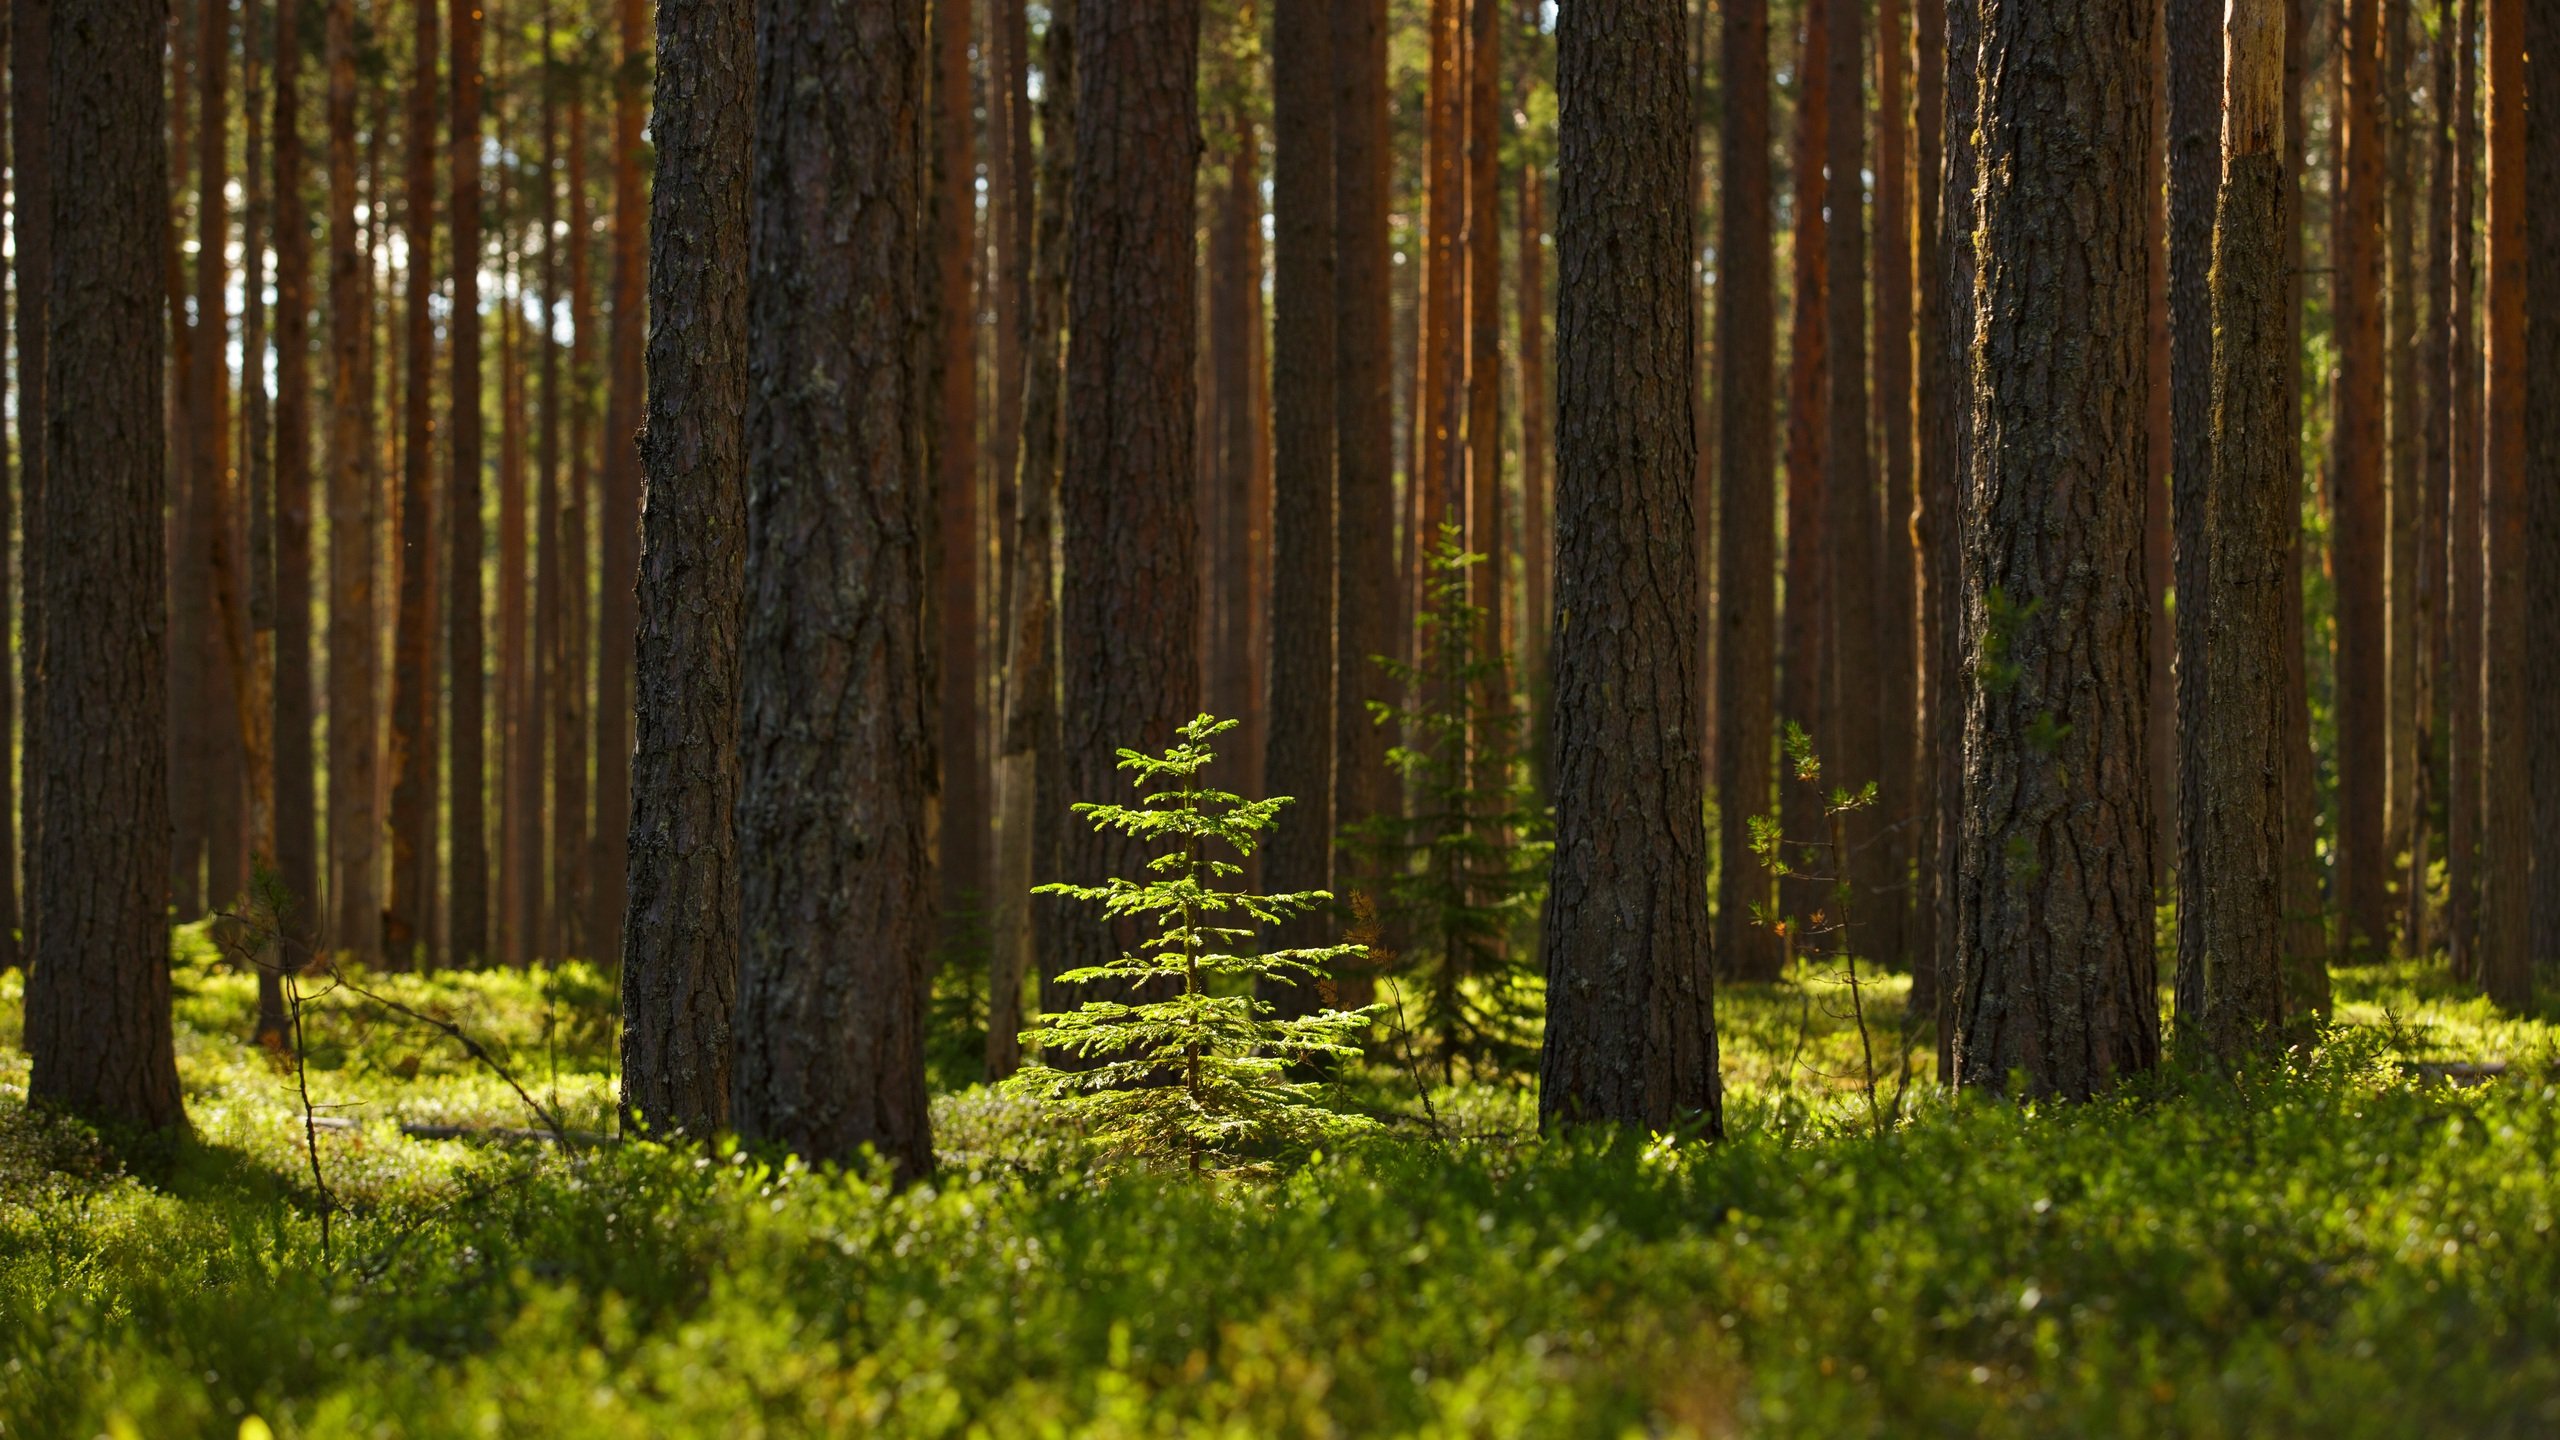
[{"xmin": 5, "ymin": 933, "xmax": 2559, "ymax": 1438}]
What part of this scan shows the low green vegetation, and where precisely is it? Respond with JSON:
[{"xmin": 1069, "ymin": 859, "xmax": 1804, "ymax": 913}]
[{"xmin": 4, "ymin": 941, "xmax": 2559, "ymax": 1437}]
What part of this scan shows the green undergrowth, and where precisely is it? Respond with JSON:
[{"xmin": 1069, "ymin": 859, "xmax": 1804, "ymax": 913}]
[{"xmin": 4, "ymin": 940, "xmax": 2559, "ymax": 1437}]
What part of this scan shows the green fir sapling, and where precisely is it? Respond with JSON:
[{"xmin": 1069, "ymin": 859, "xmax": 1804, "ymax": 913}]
[{"xmin": 1005, "ymin": 715, "xmax": 1380, "ymax": 1174}]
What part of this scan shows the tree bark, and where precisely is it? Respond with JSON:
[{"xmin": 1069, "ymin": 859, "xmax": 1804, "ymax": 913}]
[
  {"xmin": 592, "ymin": 0, "xmax": 647, "ymax": 968},
  {"xmin": 0, "ymin": 17, "xmax": 18, "ymax": 975},
  {"xmin": 11, "ymin": 0, "xmax": 46, "ymax": 969},
  {"xmin": 324, "ymin": 0, "xmax": 377, "ymax": 960},
  {"xmin": 24, "ymin": 0, "xmax": 182, "ymax": 1132},
  {"xmin": 621, "ymin": 0, "xmax": 749, "ymax": 1137},
  {"xmin": 1538, "ymin": 0, "xmax": 1720, "ymax": 1136},
  {"xmin": 2445, "ymin": 0, "xmax": 2481, "ymax": 979},
  {"xmin": 1714, "ymin": 0, "xmax": 1775, "ymax": 982},
  {"xmin": 2413, "ymin": 0, "xmax": 2454, "ymax": 962},
  {"xmin": 1952, "ymin": 0, "xmax": 2160, "ymax": 1098},
  {"xmin": 1911, "ymin": 0, "xmax": 1952, "ymax": 1029},
  {"xmin": 2277, "ymin": 0, "xmax": 2329, "ymax": 1013},
  {"xmin": 2167, "ymin": 0, "xmax": 2222, "ymax": 1023},
  {"xmin": 1261, "ymin": 0, "xmax": 1337, "ymax": 1012},
  {"xmin": 384, "ymin": 0, "xmax": 441, "ymax": 970},
  {"xmin": 2332, "ymin": 0, "xmax": 2388, "ymax": 959},
  {"xmin": 2191, "ymin": 0, "xmax": 2290, "ymax": 1060},
  {"xmin": 274, "ymin": 0, "xmax": 319, "ymax": 969},
  {"xmin": 1777, "ymin": 0, "xmax": 1828, "ymax": 948},
  {"xmin": 447, "ymin": 0, "xmax": 488, "ymax": 965},
  {"xmin": 534, "ymin": 10, "xmax": 563, "ymax": 962},
  {"xmin": 1873, "ymin": 0, "xmax": 1918, "ymax": 973},
  {"xmin": 557, "ymin": 83, "xmax": 594, "ymax": 960},
  {"xmin": 733, "ymin": 0, "xmax": 935, "ymax": 1177},
  {"xmin": 2481, "ymin": 0, "xmax": 2527, "ymax": 1007},
  {"xmin": 934, "ymin": 0, "xmax": 985, "ymax": 931},
  {"xmin": 1515, "ymin": 1, "xmax": 1551, "ymax": 794},
  {"xmin": 2525, "ymin": 0, "xmax": 2560, "ymax": 982},
  {"xmin": 1464, "ymin": 0, "xmax": 1500, "ymax": 723},
  {"xmin": 2382, "ymin": 0, "xmax": 2419, "ymax": 934},
  {"xmin": 1052, "ymin": 0, "xmax": 1203, "ymax": 1036}
]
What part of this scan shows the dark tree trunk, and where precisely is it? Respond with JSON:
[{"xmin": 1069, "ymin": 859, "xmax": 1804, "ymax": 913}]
[
  {"xmin": 11, "ymin": 0, "xmax": 46, "ymax": 968},
  {"xmin": 2278, "ymin": 0, "xmax": 2330, "ymax": 1013},
  {"xmin": 274, "ymin": 0, "xmax": 319, "ymax": 967},
  {"xmin": 2191, "ymin": 2, "xmax": 2290, "ymax": 1059},
  {"xmin": 934, "ymin": 0, "xmax": 985, "ymax": 932},
  {"xmin": 2332, "ymin": 0, "xmax": 2388, "ymax": 959},
  {"xmin": 989, "ymin": 0, "xmax": 1074, "ymax": 1081},
  {"xmin": 1777, "ymin": 0, "xmax": 1828, "ymax": 949},
  {"xmin": 448, "ymin": 0, "xmax": 488, "ymax": 965},
  {"xmin": 1713, "ymin": 0, "xmax": 1775, "ymax": 982},
  {"xmin": 1515, "ymin": 1, "xmax": 1551, "ymax": 795},
  {"xmin": 2167, "ymin": 0, "xmax": 2221, "ymax": 1026},
  {"xmin": 385, "ymin": 0, "xmax": 440, "ymax": 970},
  {"xmin": 622, "ymin": 0, "xmax": 749, "ymax": 1137},
  {"xmin": 535, "ymin": 12, "xmax": 563, "ymax": 962},
  {"xmin": 2382, "ymin": 0, "xmax": 2419, "ymax": 931},
  {"xmin": 592, "ymin": 0, "xmax": 647, "ymax": 968},
  {"xmin": 1872, "ymin": 0, "xmax": 1917, "ymax": 973},
  {"xmin": 989, "ymin": 0, "xmax": 1031, "ymax": 653},
  {"xmin": 732, "ymin": 0, "xmax": 935, "ymax": 1177},
  {"xmin": 2145, "ymin": 8, "xmax": 2173, "ymax": 899},
  {"xmin": 1333, "ymin": 0, "xmax": 1396, "ymax": 990},
  {"xmin": 1051, "ymin": 0, "xmax": 1203, "ymax": 1029},
  {"xmin": 2481, "ymin": 0, "xmax": 2527, "ymax": 1007},
  {"xmin": 2445, "ymin": 0, "xmax": 2480, "ymax": 979},
  {"xmin": 0, "ymin": 16, "xmax": 17, "ymax": 975},
  {"xmin": 324, "ymin": 0, "xmax": 377, "ymax": 960},
  {"xmin": 2524, "ymin": 0, "xmax": 2560, "ymax": 979},
  {"xmin": 1261, "ymin": 0, "xmax": 1337, "ymax": 1013},
  {"xmin": 1951, "ymin": 0, "xmax": 2160, "ymax": 1098},
  {"xmin": 557, "ymin": 85, "xmax": 594, "ymax": 961},
  {"xmin": 1464, "ymin": 0, "xmax": 1500, "ymax": 723},
  {"xmin": 2413, "ymin": 0, "xmax": 2455, "ymax": 961},
  {"xmin": 24, "ymin": 0, "xmax": 182, "ymax": 1131},
  {"xmin": 1911, "ymin": 0, "xmax": 1952, "ymax": 1031},
  {"xmin": 1538, "ymin": 0, "xmax": 1720, "ymax": 1136}
]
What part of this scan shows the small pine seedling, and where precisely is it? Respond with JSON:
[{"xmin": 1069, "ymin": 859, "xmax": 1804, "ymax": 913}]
[{"xmin": 1006, "ymin": 715, "xmax": 1381, "ymax": 1175}]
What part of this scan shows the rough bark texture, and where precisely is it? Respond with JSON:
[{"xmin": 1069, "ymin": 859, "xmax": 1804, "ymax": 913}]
[
  {"xmin": 989, "ymin": 0, "xmax": 1073, "ymax": 1081},
  {"xmin": 593, "ymin": 0, "xmax": 648, "ymax": 968},
  {"xmin": 1873, "ymin": 0, "xmax": 1918, "ymax": 971},
  {"xmin": 732, "ymin": 0, "xmax": 935, "ymax": 1176},
  {"xmin": 934, "ymin": 0, "xmax": 985, "ymax": 928},
  {"xmin": 1953, "ymin": 0, "xmax": 2160, "ymax": 1098},
  {"xmin": 1714, "ymin": 0, "xmax": 1776, "ymax": 981},
  {"xmin": 10, "ymin": 0, "xmax": 46, "ymax": 968},
  {"xmin": 1910, "ymin": 0, "xmax": 1951, "ymax": 1027},
  {"xmin": 448, "ymin": 0, "xmax": 488, "ymax": 964},
  {"xmin": 2145, "ymin": 8, "xmax": 2173, "ymax": 897},
  {"xmin": 2382, "ymin": 0, "xmax": 2418, "ymax": 923},
  {"xmin": 621, "ymin": 0, "xmax": 749, "ymax": 1137},
  {"xmin": 1539, "ymin": 0, "xmax": 1720, "ymax": 1136},
  {"xmin": 274, "ymin": 0, "xmax": 319, "ymax": 966},
  {"xmin": 2481, "ymin": 0, "xmax": 2527, "ymax": 1007},
  {"xmin": 2411, "ymin": 0, "xmax": 2451, "ymax": 962},
  {"xmin": 1333, "ymin": 0, "xmax": 1396, "ymax": 984},
  {"xmin": 384, "ymin": 0, "xmax": 440, "ymax": 969},
  {"xmin": 2445, "ymin": 0, "xmax": 2481, "ymax": 979},
  {"xmin": 24, "ymin": 0, "xmax": 181, "ymax": 1131},
  {"xmin": 2192, "ymin": 4, "xmax": 2289, "ymax": 1059},
  {"xmin": 2526, "ymin": 0, "xmax": 2560, "ymax": 981},
  {"xmin": 1262, "ymin": 0, "xmax": 1337, "ymax": 1008},
  {"xmin": 2166, "ymin": 0, "xmax": 2221, "ymax": 1022},
  {"xmin": 1516, "ymin": 10, "xmax": 1551, "ymax": 790},
  {"xmin": 1053, "ymin": 0, "xmax": 1202, "ymax": 1026},
  {"xmin": 2332, "ymin": 0, "xmax": 2388, "ymax": 959},
  {"xmin": 535, "ymin": 19, "xmax": 564, "ymax": 962},
  {"xmin": 1463, "ymin": 0, "xmax": 1500, "ymax": 720},
  {"xmin": 0, "ymin": 19, "xmax": 15, "ymax": 974},
  {"xmin": 1928, "ymin": 0, "xmax": 1980, "ymax": 1075},
  {"xmin": 324, "ymin": 0, "xmax": 377, "ymax": 959},
  {"xmin": 1777, "ymin": 1, "xmax": 1829, "ymax": 945},
  {"xmin": 558, "ymin": 88, "xmax": 595, "ymax": 960},
  {"xmin": 2277, "ymin": 0, "xmax": 2330, "ymax": 1012}
]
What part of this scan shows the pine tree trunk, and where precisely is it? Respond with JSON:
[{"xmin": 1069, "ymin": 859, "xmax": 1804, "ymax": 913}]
[
  {"xmin": 499, "ymin": 204, "xmax": 533, "ymax": 969},
  {"xmin": 2524, "ymin": 0, "xmax": 2560, "ymax": 981},
  {"xmin": 1052, "ymin": 0, "xmax": 1203, "ymax": 1045},
  {"xmin": 1333, "ymin": 0, "xmax": 1396, "ymax": 998},
  {"xmin": 1261, "ymin": 0, "xmax": 1337, "ymax": 1012},
  {"xmin": 195, "ymin": 0, "xmax": 247, "ymax": 915},
  {"xmin": 1713, "ymin": 0, "xmax": 1776, "ymax": 983},
  {"xmin": 988, "ymin": 0, "xmax": 1030, "ymax": 653},
  {"xmin": 274, "ymin": 0, "xmax": 319, "ymax": 969},
  {"xmin": 2144, "ymin": 9, "xmax": 2174, "ymax": 897},
  {"xmin": 533, "ymin": 11, "xmax": 563, "ymax": 962},
  {"xmin": 1421, "ymin": 0, "xmax": 1460, "ymax": 605},
  {"xmin": 1207, "ymin": 105, "xmax": 1256, "ymax": 779},
  {"xmin": 1464, "ymin": 0, "xmax": 1500, "ymax": 724},
  {"xmin": 233, "ymin": 0, "xmax": 282, "ymax": 1042},
  {"xmin": 1952, "ymin": 0, "xmax": 2160, "ymax": 1098},
  {"xmin": 2382, "ymin": 0, "xmax": 2419, "ymax": 934},
  {"xmin": 1538, "ymin": 0, "xmax": 1719, "ymax": 1135},
  {"xmin": 2278, "ymin": 0, "xmax": 2330, "ymax": 1013},
  {"xmin": 385, "ymin": 0, "xmax": 440, "ymax": 969},
  {"xmin": 988, "ymin": 0, "xmax": 1073, "ymax": 1082},
  {"xmin": 324, "ymin": 0, "xmax": 378, "ymax": 961},
  {"xmin": 447, "ymin": 0, "xmax": 488, "ymax": 965},
  {"xmin": 2444, "ymin": 0, "xmax": 2480, "ymax": 979},
  {"xmin": 11, "ymin": 0, "xmax": 47, "ymax": 968},
  {"xmin": 2192, "ymin": 0, "xmax": 2290, "ymax": 1059},
  {"xmin": 2332, "ymin": 0, "xmax": 2389, "ymax": 959},
  {"xmin": 25, "ymin": 0, "xmax": 182, "ymax": 1131},
  {"xmin": 0, "ymin": 17, "xmax": 18, "ymax": 975},
  {"xmin": 1778, "ymin": 0, "xmax": 1829, "ymax": 947},
  {"xmin": 732, "ymin": 0, "xmax": 935, "ymax": 1177},
  {"xmin": 1514, "ymin": 2, "xmax": 1550, "ymax": 793},
  {"xmin": 1872, "ymin": 0, "xmax": 1917, "ymax": 973},
  {"xmin": 2480, "ymin": 0, "xmax": 2527, "ymax": 1007},
  {"xmin": 621, "ymin": 0, "xmax": 749, "ymax": 1135},
  {"xmin": 592, "ymin": 0, "xmax": 647, "ymax": 968},
  {"xmin": 2414, "ymin": 0, "xmax": 2454, "ymax": 962},
  {"xmin": 557, "ymin": 85, "xmax": 594, "ymax": 961},
  {"xmin": 1819, "ymin": 0, "xmax": 1881, "ymax": 963},
  {"xmin": 2167, "ymin": 0, "xmax": 2221, "ymax": 1025},
  {"xmin": 1910, "ymin": 0, "xmax": 1951, "ymax": 1028},
  {"xmin": 934, "ymin": 0, "xmax": 985, "ymax": 932}
]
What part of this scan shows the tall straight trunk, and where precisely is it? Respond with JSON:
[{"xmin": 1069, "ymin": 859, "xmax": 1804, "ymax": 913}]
[
  {"xmin": 446, "ymin": 0, "xmax": 488, "ymax": 965},
  {"xmin": 232, "ymin": 0, "xmax": 283, "ymax": 1043},
  {"xmin": 2445, "ymin": 0, "xmax": 2481, "ymax": 978},
  {"xmin": 989, "ymin": 0, "xmax": 1031, "ymax": 653},
  {"xmin": 2145, "ymin": 8, "xmax": 2174, "ymax": 896},
  {"xmin": 2382, "ymin": 0, "xmax": 2420, "ymax": 924},
  {"xmin": 2193, "ymin": 0, "xmax": 2290, "ymax": 1059},
  {"xmin": 592, "ymin": 0, "xmax": 647, "ymax": 967},
  {"xmin": 274, "ymin": 0, "xmax": 318, "ymax": 965},
  {"xmin": 324, "ymin": 0, "xmax": 376, "ymax": 959},
  {"xmin": 2525, "ymin": 0, "xmax": 2560, "ymax": 977},
  {"xmin": 1514, "ymin": 0, "xmax": 1549, "ymax": 722},
  {"xmin": 500, "ymin": 213, "xmax": 533, "ymax": 968},
  {"xmin": 200, "ymin": 0, "xmax": 249, "ymax": 913},
  {"xmin": 1953, "ymin": 0, "xmax": 2160, "ymax": 1097},
  {"xmin": 1262, "ymin": 0, "xmax": 1337, "ymax": 1008},
  {"xmin": 2413, "ymin": 0, "xmax": 2454, "ymax": 960},
  {"xmin": 1872, "ymin": 0, "xmax": 1917, "ymax": 969},
  {"xmin": 385, "ymin": 0, "xmax": 440, "ymax": 969},
  {"xmin": 1821, "ymin": 0, "xmax": 1884, "ymax": 962},
  {"xmin": 25, "ymin": 0, "xmax": 182, "ymax": 1130},
  {"xmin": 1333, "ymin": 0, "xmax": 1396, "ymax": 973},
  {"xmin": 11, "ymin": 0, "xmax": 47, "ymax": 965},
  {"xmin": 1463, "ymin": 0, "xmax": 1500, "ymax": 697},
  {"xmin": 1540, "ymin": 0, "xmax": 1718, "ymax": 1133},
  {"xmin": 1207, "ymin": 109, "xmax": 1257, "ymax": 769},
  {"xmin": 2167, "ymin": 0, "xmax": 2222, "ymax": 1021},
  {"xmin": 1778, "ymin": 0, "xmax": 1829, "ymax": 945},
  {"xmin": 557, "ymin": 84, "xmax": 594, "ymax": 960},
  {"xmin": 624, "ymin": 0, "xmax": 749, "ymax": 1135},
  {"xmin": 734, "ymin": 0, "xmax": 935, "ymax": 1177},
  {"xmin": 2480, "ymin": 0, "xmax": 2527, "ymax": 1006},
  {"xmin": 0, "ymin": 17, "xmax": 17, "ymax": 974},
  {"xmin": 1714, "ymin": 0, "xmax": 1776, "ymax": 982},
  {"xmin": 934, "ymin": 0, "xmax": 985, "ymax": 928},
  {"xmin": 2278, "ymin": 0, "xmax": 2329, "ymax": 1012},
  {"xmin": 532, "ymin": 10, "xmax": 562, "ymax": 962},
  {"xmin": 989, "ymin": 0, "xmax": 1073, "ymax": 1080},
  {"xmin": 1052, "ymin": 0, "xmax": 1203, "ymax": 1026},
  {"xmin": 1421, "ymin": 0, "xmax": 1461, "ymax": 603},
  {"xmin": 2331, "ymin": 0, "xmax": 2388, "ymax": 958},
  {"xmin": 1911, "ymin": 0, "xmax": 1950, "ymax": 1024}
]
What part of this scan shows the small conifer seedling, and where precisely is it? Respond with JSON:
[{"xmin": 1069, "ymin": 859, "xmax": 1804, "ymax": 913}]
[{"xmin": 1006, "ymin": 715, "xmax": 1380, "ymax": 1175}]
